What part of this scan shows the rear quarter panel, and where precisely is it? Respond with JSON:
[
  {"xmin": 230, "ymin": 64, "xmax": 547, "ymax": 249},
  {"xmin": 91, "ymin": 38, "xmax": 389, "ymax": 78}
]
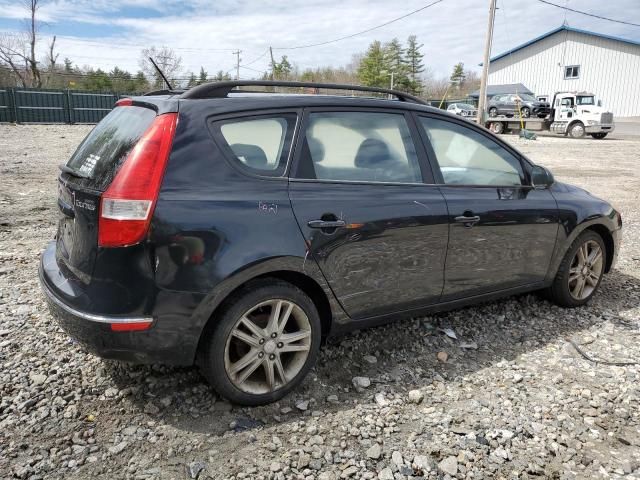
[{"xmin": 149, "ymin": 103, "xmax": 342, "ymax": 360}]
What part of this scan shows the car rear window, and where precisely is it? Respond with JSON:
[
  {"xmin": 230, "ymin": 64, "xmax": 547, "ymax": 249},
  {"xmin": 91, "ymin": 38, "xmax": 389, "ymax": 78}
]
[
  {"xmin": 211, "ymin": 114, "xmax": 297, "ymax": 177},
  {"xmin": 65, "ymin": 106, "xmax": 156, "ymax": 190}
]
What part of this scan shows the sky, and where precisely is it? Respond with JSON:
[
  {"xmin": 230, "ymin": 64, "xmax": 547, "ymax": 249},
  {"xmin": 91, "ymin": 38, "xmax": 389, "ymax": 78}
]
[{"xmin": 0, "ymin": 0, "xmax": 639, "ymax": 80}]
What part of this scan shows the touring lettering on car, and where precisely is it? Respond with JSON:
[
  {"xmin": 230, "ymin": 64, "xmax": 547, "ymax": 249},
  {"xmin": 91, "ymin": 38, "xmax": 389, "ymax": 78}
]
[{"xmin": 40, "ymin": 81, "xmax": 621, "ymax": 405}]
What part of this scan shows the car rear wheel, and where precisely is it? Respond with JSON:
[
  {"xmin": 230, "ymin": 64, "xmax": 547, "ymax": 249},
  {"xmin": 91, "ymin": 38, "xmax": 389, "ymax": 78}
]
[
  {"xmin": 520, "ymin": 107, "xmax": 530, "ymax": 118},
  {"xmin": 199, "ymin": 280, "xmax": 321, "ymax": 405},
  {"xmin": 489, "ymin": 107, "xmax": 498, "ymax": 117},
  {"xmin": 590, "ymin": 133, "xmax": 608, "ymax": 139},
  {"xmin": 569, "ymin": 122, "xmax": 585, "ymax": 138},
  {"xmin": 546, "ymin": 231, "xmax": 606, "ymax": 307}
]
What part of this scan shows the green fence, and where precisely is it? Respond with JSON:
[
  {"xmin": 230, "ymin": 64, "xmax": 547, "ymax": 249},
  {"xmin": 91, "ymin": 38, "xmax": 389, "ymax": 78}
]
[{"xmin": 0, "ymin": 87, "xmax": 132, "ymax": 124}]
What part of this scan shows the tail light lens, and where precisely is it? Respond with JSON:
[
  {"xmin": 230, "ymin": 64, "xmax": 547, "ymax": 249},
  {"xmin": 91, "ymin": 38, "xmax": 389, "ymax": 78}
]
[{"xmin": 98, "ymin": 112, "xmax": 178, "ymax": 247}]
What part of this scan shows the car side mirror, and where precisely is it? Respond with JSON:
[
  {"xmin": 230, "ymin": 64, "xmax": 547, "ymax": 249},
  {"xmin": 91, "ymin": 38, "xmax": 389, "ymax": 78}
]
[{"xmin": 531, "ymin": 165, "xmax": 554, "ymax": 188}]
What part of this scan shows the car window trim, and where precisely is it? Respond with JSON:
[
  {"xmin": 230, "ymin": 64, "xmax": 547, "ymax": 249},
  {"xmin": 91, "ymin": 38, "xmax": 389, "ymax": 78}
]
[
  {"xmin": 411, "ymin": 111, "xmax": 534, "ymax": 187},
  {"xmin": 289, "ymin": 106, "xmax": 434, "ymax": 185},
  {"xmin": 208, "ymin": 108, "xmax": 302, "ymax": 181}
]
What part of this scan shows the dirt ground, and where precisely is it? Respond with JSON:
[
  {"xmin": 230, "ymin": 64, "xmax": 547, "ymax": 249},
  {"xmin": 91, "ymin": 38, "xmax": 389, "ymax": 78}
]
[{"xmin": 0, "ymin": 124, "xmax": 639, "ymax": 480}]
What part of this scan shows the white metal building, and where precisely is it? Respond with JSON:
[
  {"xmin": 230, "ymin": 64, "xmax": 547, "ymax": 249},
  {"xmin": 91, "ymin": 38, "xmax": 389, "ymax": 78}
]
[{"xmin": 488, "ymin": 26, "xmax": 640, "ymax": 117}]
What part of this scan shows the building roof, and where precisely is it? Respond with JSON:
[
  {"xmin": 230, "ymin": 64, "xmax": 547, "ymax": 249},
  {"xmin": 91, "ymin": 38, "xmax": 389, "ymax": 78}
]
[
  {"xmin": 469, "ymin": 83, "xmax": 533, "ymax": 98},
  {"xmin": 490, "ymin": 25, "xmax": 640, "ymax": 63}
]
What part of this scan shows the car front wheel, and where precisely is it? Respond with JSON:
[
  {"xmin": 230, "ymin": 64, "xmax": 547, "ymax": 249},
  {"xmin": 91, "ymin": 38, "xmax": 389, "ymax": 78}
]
[
  {"xmin": 520, "ymin": 107, "xmax": 530, "ymax": 118},
  {"xmin": 546, "ymin": 231, "xmax": 606, "ymax": 307},
  {"xmin": 489, "ymin": 107, "xmax": 498, "ymax": 117},
  {"xmin": 199, "ymin": 280, "xmax": 321, "ymax": 405}
]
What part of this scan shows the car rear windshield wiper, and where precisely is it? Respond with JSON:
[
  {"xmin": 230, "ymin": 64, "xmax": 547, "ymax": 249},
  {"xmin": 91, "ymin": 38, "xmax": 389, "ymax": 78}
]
[{"xmin": 59, "ymin": 164, "xmax": 91, "ymax": 179}]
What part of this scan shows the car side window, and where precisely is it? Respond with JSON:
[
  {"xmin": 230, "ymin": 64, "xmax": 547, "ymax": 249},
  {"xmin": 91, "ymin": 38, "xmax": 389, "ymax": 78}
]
[
  {"xmin": 213, "ymin": 114, "xmax": 297, "ymax": 176},
  {"xmin": 296, "ymin": 111, "xmax": 422, "ymax": 183},
  {"xmin": 418, "ymin": 116, "xmax": 525, "ymax": 186}
]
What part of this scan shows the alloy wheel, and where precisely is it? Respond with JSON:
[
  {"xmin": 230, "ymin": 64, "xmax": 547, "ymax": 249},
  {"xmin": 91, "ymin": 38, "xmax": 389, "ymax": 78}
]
[
  {"xmin": 568, "ymin": 240, "xmax": 604, "ymax": 300},
  {"xmin": 224, "ymin": 299, "xmax": 312, "ymax": 394}
]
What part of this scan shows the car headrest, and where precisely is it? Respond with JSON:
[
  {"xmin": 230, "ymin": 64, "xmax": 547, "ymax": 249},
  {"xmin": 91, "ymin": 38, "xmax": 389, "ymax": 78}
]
[
  {"xmin": 230, "ymin": 143, "xmax": 268, "ymax": 168},
  {"xmin": 354, "ymin": 138, "xmax": 392, "ymax": 168}
]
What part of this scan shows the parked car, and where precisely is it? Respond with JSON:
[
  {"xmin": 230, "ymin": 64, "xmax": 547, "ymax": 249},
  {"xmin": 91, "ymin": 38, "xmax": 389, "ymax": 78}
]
[
  {"xmin": 40, "ymin": 81, "xmax": 621, "ymax": 406},
  {"xmin": 447, "ymin": 102, "xmax": 477, "ymax": 118},
  {"xmin": 488, "ymin": 93, "xmax": 550, "ymax": 118}
]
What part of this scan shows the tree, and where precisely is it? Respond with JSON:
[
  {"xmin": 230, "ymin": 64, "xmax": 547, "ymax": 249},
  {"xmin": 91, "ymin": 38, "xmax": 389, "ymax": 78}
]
[
  {"xmin": 213, "ymin": 70, "xmax": 232, "ymax": 81},
  {"xmin": 383, "ymin": 38, "xmax": 409, "ymax": 90},
  {"xmin": 450, "ymin": 62, "xmax": 466, "ymax": 86},
  {"xmin": 187, "ymin": 72, "xmax": 197, "ymax": 87},
  {"xmin": 139, "ymin": 46, "xmax": 183, "ymax": 88},
  {"xmin": 198, "ymin": 66, "xmax": 207, "ymax": 83},
  {"xmin": 405, "ymin": 35, "xmax": 425, "ymax": 95},
  {"xmin": 0, "ymin": 0, "xmax": 51, "ymax": 87},
  {"xmin": 357, "ymin": 41, "xmax": 387, "ymax": 88},
  {"xmin": 272, "ymin": 55, "xmax": 292, "ymax": 80}
]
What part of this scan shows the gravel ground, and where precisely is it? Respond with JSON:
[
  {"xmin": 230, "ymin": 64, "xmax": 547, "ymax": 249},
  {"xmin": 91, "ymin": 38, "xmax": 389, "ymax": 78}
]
[{"xmin": 1, "ymin": 124, "xmax": 639, "ymax": 480}]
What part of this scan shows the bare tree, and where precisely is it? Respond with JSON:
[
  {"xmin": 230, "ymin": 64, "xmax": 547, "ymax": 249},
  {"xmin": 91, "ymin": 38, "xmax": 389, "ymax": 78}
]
[
  {"xmin": 139, "ymin": 46, "xmax": 182, "ymax": 88},
  {"xmin": 0, "ymin": 0, "xmax": 46, "ymax": 87}
]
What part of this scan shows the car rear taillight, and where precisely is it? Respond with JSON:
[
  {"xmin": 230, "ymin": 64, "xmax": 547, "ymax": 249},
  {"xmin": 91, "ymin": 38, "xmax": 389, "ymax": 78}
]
[{"xmin": 98, "ymin": 112, "xmax": 177, "ymax": 247}]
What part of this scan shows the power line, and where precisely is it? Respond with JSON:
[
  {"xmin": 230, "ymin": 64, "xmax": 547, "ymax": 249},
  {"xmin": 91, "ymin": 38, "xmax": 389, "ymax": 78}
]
[
  {"xmin": 242, "ymin": 49, "xmax": 270, "ymax": 67},
  {"xmin": 272, "ymin": 0, "xmax": 445, "ymax": 50},
  {"xmin": 537, "ymin": 0, "xmax": 640, "ymax": 27}
]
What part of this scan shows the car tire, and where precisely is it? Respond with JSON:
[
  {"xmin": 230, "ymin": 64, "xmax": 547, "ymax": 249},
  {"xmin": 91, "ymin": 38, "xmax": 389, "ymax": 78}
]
[
  {"xmin": 489, "ymin": 122, "xmax": 504, "ymax": 134},
  {"xmin": 545, "ymin": 231, "xmax": 606, "ymax": 308},
  {"xmin": 568, "ymin": 122, "xmax": 586, "ymax": 138},
  {"xmin": 489, "ymin": 107, "xmax": 498, "ymax": 117},
  {"xmin": 590, "ymin": 133, "xmax": 608, "ymax": 139},
  {"xmin": 520, "ymin": 107, "xmax": 530, "ymax": 118},
  {"xmin": 199, "ymin": 279, "xmax": 322, "ymax": 406}
]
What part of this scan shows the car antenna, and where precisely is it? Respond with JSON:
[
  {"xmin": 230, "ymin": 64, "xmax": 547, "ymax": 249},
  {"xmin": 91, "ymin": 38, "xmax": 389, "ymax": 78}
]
[{"xmin": 148, "ymin": 57, "xmax": 173, "ymax": 90}]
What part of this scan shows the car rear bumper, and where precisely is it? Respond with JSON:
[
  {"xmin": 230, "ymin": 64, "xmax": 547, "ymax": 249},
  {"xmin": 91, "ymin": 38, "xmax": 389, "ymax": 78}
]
[{"xmin": 39, "ymin": 242, "xmax": 196, "ymax": 365}]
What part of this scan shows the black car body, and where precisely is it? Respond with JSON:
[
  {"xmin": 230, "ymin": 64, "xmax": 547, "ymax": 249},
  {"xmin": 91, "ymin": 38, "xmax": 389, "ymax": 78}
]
[
  {"xmin": 40, "ymin": 81, "xmax": 621, "ymax": 405},
  {"xmin": 488, "ymin": 93, "xmax": 551, "ymax": 118}
]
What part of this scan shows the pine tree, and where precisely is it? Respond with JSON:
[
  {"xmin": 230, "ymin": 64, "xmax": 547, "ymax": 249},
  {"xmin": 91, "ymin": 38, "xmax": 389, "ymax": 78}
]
[
  {"xmin": 405, "ymin": 35, "xmax": 425, "ymax": 95},
  {"xmin": 383, "ymin": 38, "xmax": 408, "ymax": 90},
  {"xmin": 273, "ymin": 56, "xmax": 292, "ymax": 79},
  {"xmin": 357, "ymin": 41, "xmax": 387, "ymax": 88},
  {"xmin": 198, "ymin": 66, "xmax": 207, "ymax": 83},
  {"xmin": 450, "ymin": 62, "xmax": 466, "ymax": 86},
  {"xmin": 187, "ymin": 72, "xmax": 197, "ymax": 87}
]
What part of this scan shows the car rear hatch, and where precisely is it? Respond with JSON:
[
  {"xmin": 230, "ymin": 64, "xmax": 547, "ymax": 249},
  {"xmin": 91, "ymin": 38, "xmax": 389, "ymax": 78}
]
[{"xmin": 55, "ymin": 101, "xmax": 173, "ymax": 283}]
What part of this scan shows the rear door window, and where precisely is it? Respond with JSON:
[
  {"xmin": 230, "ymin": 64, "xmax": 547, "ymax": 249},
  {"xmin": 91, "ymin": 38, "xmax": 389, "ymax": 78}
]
[
  {"xmin": 212, "ymin": 114, "xmax": 297, "ymax": 176},
  {"xmin": 295, "ymin": 111, "xmax": 422, "ymax": 183},
  {"xmin": 65, "ymin": 106, "xmax": 156, "ymax": 190}
]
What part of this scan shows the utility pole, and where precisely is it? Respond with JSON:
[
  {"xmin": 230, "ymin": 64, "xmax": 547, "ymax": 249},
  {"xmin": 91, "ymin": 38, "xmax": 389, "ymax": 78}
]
[
  {"xmin": 389, "ymin": 71, "xmax": 395, "ymax": 90},
  {"xmin": 476, "ymin": 0, "xmax": 497, "ymax": 125},
  {"xmin": 269, "ymin": 46, "xmax": 276, "ymax": 80},
  {"xmin": 233, "ymin": 49, "xmax": 242, "ymax": 80}
]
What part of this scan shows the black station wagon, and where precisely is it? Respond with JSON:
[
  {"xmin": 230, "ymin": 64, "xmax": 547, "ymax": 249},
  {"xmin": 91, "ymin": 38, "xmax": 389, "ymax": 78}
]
[{"xmin": 40, "ymin": 81, "xmax": 622, "ymax": 405}]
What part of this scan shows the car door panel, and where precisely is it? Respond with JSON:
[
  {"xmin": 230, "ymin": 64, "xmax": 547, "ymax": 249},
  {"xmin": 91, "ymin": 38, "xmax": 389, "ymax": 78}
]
[
  {"xmin": 288, "ymin": 108, "xmax": 449, "ymax": 319},
  {"xmin": 438, "ymin": 186, "xmax": 558, "ymax": 300},
  {"xmin": 415, "ymin": 114, "xmax": 559, "ymax": 300},
  {"xmin": 289, "ymin": 182, "xmax": 449, "ymax": 318}
]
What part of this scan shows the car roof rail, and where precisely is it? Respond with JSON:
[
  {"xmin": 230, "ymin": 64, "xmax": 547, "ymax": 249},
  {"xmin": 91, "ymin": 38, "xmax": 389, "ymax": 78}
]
[
  {"xmin": 178, "ymin": 80, "xmax": 428, "ymax": 105},
  {"xmin": 143, "ymin": 89, "xmax": 186, "ymax": 96}
]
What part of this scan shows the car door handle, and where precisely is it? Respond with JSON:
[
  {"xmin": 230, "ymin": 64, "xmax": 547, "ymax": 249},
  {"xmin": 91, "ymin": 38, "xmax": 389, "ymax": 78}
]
[
  {"xmin": 454, "ymin": 215, "xmax": 480, "ymax": 227},
  {"xmin": 308, "ymin": 219, "xmax": 346, "ymax": 229}
]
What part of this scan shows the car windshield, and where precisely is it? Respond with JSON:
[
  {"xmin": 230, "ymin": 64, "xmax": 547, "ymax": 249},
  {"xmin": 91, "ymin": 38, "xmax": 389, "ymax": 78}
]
[
  {"xmin": 458, "ymin": 104, "xmax": 474, "ymax": 110},
  {"xmin": 517, "ymin": 94, "xmax": 536, "ymax": 102},
  {"xmin": 577, "ymin": 96, "xmax": 595, "ymax": 105}
]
